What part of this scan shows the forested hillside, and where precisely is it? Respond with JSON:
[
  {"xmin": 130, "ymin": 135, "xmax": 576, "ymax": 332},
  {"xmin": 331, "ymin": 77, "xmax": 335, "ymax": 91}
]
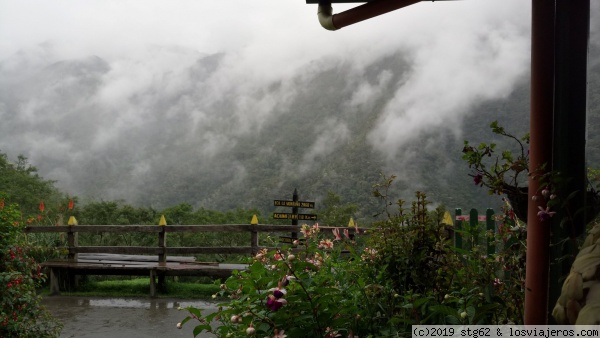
[{"xmin": 1, "ymin": 32, "xmax": 599, "ymax": 225}]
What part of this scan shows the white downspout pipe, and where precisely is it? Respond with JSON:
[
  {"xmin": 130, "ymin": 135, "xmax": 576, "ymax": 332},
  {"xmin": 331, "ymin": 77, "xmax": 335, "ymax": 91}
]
[{"xmin": 318, "ymin": 2, "xmax": 337, "ymax": 31}]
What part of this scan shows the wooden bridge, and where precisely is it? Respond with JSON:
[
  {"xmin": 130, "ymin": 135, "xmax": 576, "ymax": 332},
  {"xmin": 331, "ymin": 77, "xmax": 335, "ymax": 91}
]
[{"xmin": 24, "ymin": 223, "xmax": 310, "ymax": 297}]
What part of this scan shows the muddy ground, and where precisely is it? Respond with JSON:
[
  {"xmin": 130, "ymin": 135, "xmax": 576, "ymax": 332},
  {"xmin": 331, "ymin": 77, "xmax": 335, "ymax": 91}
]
[{"xmin": 42, "ymin": 296, "xmax": 218, "ymax": 338}]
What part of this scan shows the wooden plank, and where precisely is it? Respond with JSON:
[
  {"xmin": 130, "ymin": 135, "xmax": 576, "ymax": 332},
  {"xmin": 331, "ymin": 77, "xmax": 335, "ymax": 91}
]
[
  {"xmin": 24, "ymin": 224, "xmax": 310, "ymax": 233},
  {"xmin": 24, "ymin": 226, "xmax": 70, "ymax": 233},
  {"xmin": 166, "ymin": 247, "xmax": 255, "ymax": 255},
  {"xmin": 163, "ymin": 225, "xmax": 252, "ymax": 232},
  {"xmin": 77, "ymin": 259, "xmax": 157, "ymax": 265},
  {"xmin": 78, "ymin": 253, "xmax": 196, "ymax": 263},
  {"xmin": 25, "ymin": 225, "xmax": 163, "ymax": 233},
  {"xmin": 72, "ymin": 246, "xmax": 163, "ymax": 255}
]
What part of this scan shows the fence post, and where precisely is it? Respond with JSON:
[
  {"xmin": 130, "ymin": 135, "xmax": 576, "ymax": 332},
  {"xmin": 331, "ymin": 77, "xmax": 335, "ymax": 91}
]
[
  {"xmin": 454, "ymin": 208, "xmax": 462, "ymax": 250},
  {"xmin": 66, "ymin": 226, "xmax": 78, "ymax": 290},
  {"xmin": 250, "ymin": 215, "xmax": 259, "ymax": 255},
  {"xmin": 158, "ymin": 228, "xmax": 167, "ymax": 263},
  {"xmin": 486, "ymin": 208, "xmax": 495, "ymax": 256},
  {"xmin": 157, "ymin": 218, "xmax": 167, "ymax": 293},
  {"xmin": 469, "ymin": 208, "xmax": 479, "ymax": 251},
  {"xmin": 67, "ymin": 226, "xmax": 78, "ymax": 261},
  {"xmin": 291, "ymin": 189, "xmax": 298, "ymax": 240}
]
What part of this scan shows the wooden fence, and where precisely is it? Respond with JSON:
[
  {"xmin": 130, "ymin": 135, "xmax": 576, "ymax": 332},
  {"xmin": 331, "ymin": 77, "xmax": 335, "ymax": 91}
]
[
  {"xmin": 454, "ymin": 208, "xmax": 496, "ymax": 255},
  {"xmin": 24, "ymin": 223, "xmax": 359, "ymax": 296},
  {"xmin": 24, "ymin": 212, "xmax": 498, "ymax": 295},
  {"xmin": 24, "ymin": 224, "xmax": 308, "ymax": 261}
]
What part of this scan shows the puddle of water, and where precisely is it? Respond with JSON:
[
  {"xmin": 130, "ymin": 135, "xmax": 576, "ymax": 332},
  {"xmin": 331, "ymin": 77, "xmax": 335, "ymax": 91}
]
[{"xmin": 42, "ymin": 296, "xmax": 219, "ymax": 338}]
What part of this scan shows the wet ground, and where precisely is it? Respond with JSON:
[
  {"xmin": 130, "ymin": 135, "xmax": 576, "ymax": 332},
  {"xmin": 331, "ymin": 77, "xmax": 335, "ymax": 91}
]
[{"xmin": 42, "ymin": 296, "xmax": 219, "ymax": 338}]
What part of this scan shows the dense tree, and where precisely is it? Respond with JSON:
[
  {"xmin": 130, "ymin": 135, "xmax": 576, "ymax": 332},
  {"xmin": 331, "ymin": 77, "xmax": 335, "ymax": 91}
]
[
  {"xmin": 0, "ymin": 152, "xmax": 63, "ymax": 216},
  {"xmin": 317, "ymin": 191, "xmax": 358, "ymax": 227}
]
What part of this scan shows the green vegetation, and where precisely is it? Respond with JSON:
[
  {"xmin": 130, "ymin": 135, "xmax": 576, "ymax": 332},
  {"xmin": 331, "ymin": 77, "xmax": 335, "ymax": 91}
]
[
  {"xmin": 0, "ymin": 153, "xmax": 65, "ymax": 217},
  {"xmin": 3, "ymin": 117, "xmax": 599, "ymax": 337},
  {"xmin": 38, "ymin": 278, "xmax": 221, "ymax": 299},
  {"xmin": 0, "ymin": 195, "xmax": 63, "ymax": 337},
  {"xmin": 179, "ymin": 183, "xmax": 526, "ymax": 337}
]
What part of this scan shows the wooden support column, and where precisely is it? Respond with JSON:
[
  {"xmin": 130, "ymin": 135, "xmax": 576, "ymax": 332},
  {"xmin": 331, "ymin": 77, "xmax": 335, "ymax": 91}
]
[
  {"xmin": 150, "ymin": 269, "xmax": 156, "ymax": 297},
  {"xmin": 49, "ymin": 268, "xmax": 61, "ymax": 296},
  {"xmin": 525, "ymin": 0, "xmax": 555, "ymax": 324},
  {"xmin": 67, "ymin": 226, "xmax": 79, "ymax": 290}
]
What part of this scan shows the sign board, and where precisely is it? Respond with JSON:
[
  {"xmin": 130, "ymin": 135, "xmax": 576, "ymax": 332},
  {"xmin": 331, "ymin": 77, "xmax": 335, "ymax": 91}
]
[
  {"xmin": 273, "ymin": 213, "xmax": 318, "ymax": 221},
  {"xmin": 273, "ymin": 200, "xmax": 315, "ymax": 208}
]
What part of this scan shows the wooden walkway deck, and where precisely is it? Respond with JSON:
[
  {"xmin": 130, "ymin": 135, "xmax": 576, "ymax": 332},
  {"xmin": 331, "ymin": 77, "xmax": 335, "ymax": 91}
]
[{"xmin": 43, "ymin": 254, "xmax": 248, "ymax": 297}]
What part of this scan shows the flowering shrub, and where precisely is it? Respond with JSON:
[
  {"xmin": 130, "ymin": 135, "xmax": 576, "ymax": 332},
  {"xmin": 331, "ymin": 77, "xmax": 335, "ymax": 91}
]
[
  {"xmin": 360, "ymin": 188, "xmax": 526, "ymax": 333},
  {"xmin": 179, "ymin": 186, "xmax": 527, "ymax": 336},
  {"xmin": 0, "ymin": 195, "xmax": 62, "ymax": 337},
  {"xmin": 462, "ymin": 121, "xmax": 530, "ymax": 221},
  {"xmin": 179, "ymin": 222, "xmax": 383, "ymax": 337}
]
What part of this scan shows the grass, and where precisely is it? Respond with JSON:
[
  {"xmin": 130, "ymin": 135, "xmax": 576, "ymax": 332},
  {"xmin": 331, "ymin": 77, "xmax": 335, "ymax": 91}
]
[{"xmin": 39, "ymin": 277, "xmax": 222, "ymax": 299}]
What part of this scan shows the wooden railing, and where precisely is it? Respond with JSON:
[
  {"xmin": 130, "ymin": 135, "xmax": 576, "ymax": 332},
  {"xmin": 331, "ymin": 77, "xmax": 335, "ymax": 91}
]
[
  {"xmin": 26, "ymin": 223, "xmax": 342, "ymax": 295},
  {"xmin": 24, "ymin": 224, "xmax": 314, "ymax": 262}
]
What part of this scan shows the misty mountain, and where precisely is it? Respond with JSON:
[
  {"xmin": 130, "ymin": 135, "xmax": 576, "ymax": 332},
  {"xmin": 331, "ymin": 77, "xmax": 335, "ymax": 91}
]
[{"xmin": 1, "ymin": 40, "xmax": 599, "ymax": 224}]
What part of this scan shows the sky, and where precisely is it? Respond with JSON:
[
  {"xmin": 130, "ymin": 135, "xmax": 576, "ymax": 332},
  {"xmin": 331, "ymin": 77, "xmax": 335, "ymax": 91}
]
[
  {"xmin": 1, "ymin": 0, "xmax": 590, "ymax": 207},
  {"xmin": 0, "ymin": 1, "xmax": 528, "ymax": 60}
]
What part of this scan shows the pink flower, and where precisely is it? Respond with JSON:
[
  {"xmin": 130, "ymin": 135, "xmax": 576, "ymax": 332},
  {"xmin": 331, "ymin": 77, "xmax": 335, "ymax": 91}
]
[
  {"xmin": 268, "ymin": 285, "xmax": 287, "ymax": 298},
  {"xmin": 318, "ymin": 239, "xmax": 334, "ymax": 249},
  {"xmin": 280, "ymin": 275, "xmax": 295, "ymax": 287},
  {"xmin": 332, "ymin": 228, "xmax": 341, "ymax": 241},
  {"xmin": 325, "ymin": 327, "xmax": 341, "ymax": 338},
  {"xmin": 266, "ymin": 329, "xmax": 287, "ymax": 338},
  {"xmin": 343, "ymin": 228, "xmax": 350, "ymax": 240},
  {"xmin": 537, "ymin": 206, "xmax": 556, "ymax": 222},
  {"xmin": 266, "ymin": 294, "xmax": 287, "ymax": 311}
]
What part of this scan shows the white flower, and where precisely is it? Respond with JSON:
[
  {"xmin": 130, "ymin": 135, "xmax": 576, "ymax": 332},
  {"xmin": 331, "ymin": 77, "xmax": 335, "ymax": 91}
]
[{"xmin": 246, "ymin": 326, "xmax": 256, "ymax": 335}]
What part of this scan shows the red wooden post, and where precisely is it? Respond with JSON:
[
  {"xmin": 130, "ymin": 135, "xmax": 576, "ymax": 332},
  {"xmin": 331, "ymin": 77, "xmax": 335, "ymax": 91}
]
[{"xmin": 525, "ymin": 0, "xmax": 555, "ymax": 324}]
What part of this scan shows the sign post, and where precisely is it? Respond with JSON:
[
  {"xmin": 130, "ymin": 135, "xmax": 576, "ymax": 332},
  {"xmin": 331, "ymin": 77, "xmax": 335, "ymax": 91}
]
[{"xmin": 273, "ymin": 189, "xmax": 316, "ymax": 240}]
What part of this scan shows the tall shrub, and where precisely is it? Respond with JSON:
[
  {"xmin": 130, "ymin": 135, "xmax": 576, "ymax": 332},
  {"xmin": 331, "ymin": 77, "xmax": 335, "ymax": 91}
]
[{"xmin": 0, "ymin": 195, "xmax": 62, "ymax": 337}]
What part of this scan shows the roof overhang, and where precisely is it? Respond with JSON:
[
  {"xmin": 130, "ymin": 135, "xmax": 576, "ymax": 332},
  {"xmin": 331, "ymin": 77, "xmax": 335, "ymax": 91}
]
[
  {"xmin": 306, "ymin": 1, "xmax": 372, "ymax": 3},
  {"xmin": 306, "ymin": 0, "xmax": 456, "ymax": 3}
]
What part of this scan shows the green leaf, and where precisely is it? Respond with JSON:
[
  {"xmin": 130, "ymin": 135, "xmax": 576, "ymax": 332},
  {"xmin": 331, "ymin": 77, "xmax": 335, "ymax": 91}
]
[
  {"xmin": 186, "ymin": 306, "xmax": 202, "ymax": 318},
  {"xmin": 193, "ymin": 324, "xmax": 212, "ymax": 337},
  {"xmin": 429, "ymin": 305, "xmax": 459, "ymax": 319},
  {"xmin": 472, "ymin": 303, "xmax": 501, "ymax": 324},
  {"xmin": 180, "ymin": 316, "xmax": 192, "ymax": 326}
]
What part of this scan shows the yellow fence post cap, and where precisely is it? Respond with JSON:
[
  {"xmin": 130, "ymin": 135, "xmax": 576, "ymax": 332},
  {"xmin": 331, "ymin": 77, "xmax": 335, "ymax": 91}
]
[
  {"xmin": 67, "ymin": 216, "xmax": 78, "ymax": 226},
  {"xmin": 442, "ymin": 211, "xmax": 454, "ymax": 226},
  {"xmin": 348, "ymin": 217, "xmax": 355, "ymax": 228},
  {"xmin": 251, "ymin": 214, "xmax": 259, "ymax": 225},
  {"xmin": 159, "ymin": 215, "xmax": 167, "ymax": 226}
]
